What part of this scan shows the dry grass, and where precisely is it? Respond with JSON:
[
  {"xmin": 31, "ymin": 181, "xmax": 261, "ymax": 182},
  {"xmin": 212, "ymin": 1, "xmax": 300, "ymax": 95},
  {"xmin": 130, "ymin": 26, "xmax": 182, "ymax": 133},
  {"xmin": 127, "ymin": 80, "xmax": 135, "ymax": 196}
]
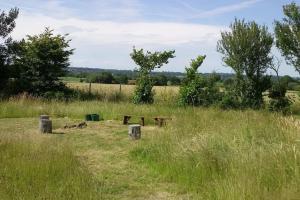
[{"xmin": 67, "ymin": 82, "xmax": 179, "ymax": 104}]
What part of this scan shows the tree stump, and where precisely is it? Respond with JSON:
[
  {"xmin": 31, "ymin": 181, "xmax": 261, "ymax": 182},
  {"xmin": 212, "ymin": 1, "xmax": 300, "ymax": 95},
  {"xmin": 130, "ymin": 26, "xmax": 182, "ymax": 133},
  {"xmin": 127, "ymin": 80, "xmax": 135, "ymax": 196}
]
[
  {"xmin": 128, "ymin": 125, "xmax": 141, "ymax": 140},
  {"xmin": 40, "ymin": 115, "xmax": 50, "ymax": 120},
  {"xmin": 39, "ymin": 119, "xmax": 52, "ymax": 134}
]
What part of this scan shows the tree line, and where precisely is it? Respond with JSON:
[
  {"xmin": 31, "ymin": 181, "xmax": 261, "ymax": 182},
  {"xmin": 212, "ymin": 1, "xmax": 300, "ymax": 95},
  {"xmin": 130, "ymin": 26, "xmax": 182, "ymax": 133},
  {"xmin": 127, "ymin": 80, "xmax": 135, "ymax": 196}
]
[
  {"xmin": 68, "ymin": 71, "xmax": 182, "ymax": 86},
  {"xmin": 0, "ymin": 2, "xmax": 300, "ymax": 113}
]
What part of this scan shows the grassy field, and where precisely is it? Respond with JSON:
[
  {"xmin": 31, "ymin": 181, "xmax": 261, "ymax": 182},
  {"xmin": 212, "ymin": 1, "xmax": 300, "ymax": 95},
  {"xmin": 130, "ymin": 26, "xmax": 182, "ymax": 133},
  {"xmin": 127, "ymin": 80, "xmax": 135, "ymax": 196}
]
[
  {"xmin": 67, "ymin": 82, "xmax": 179, "ymax": 104},
  {"xmin": 0, "ymin": 97, "xmax": 300, "ymax": 199}
]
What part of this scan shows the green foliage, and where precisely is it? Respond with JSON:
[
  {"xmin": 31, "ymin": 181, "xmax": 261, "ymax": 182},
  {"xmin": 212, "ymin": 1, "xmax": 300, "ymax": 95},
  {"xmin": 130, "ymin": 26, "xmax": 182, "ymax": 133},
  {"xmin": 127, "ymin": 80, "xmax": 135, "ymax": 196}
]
[
  {"xmin": 275, "ymin": 2, "xmax": 300, "ymax": 74},
  {"xmin": 130, "ymin": 47, "xmax": 175, "ymax": 104},
  {"xmin": 219, "ymin": 92, "xmax": 241, "ymax": 110},
  {"xmin": 0, "ymin": 7, "xmax": 19, "ymax": 93},
  {"xmin": 268, "ymin": 98, "xmax": 291, "ymax": 114},
  {"xmin": 114, "ymin": 74, "xmax": 129, "ymax": 84},
  {"xmin": 168, "ymin": 76, "xmax": 181, "ymax": 85},
  {"xmin": 13, "ymin": 28, "xmax": 74, "ymax": 95},
  {"xmin": 217, "ymin": 19, "xmax": 274, "ymax": 109},
  {"xmin": 87, "ymin": 72, "xmax": 114, "ymax": 84},
  {"xmin": 179, "ymin": 55, "xmax": 222, "ymax": 106},
  {"xmin": 268, "ymin": 82, "xmax": 291, "ymax": 114},
  {"xmin": 132, "ymin": 76, "xmax": 155, "ymax": 104},
  {"xmin": 269, "ymin": 82, "xmax": 287, "ymax": 99},
  {"xmin": 151, "ymin": 74, "xmax": 168, "ymax": 86}
]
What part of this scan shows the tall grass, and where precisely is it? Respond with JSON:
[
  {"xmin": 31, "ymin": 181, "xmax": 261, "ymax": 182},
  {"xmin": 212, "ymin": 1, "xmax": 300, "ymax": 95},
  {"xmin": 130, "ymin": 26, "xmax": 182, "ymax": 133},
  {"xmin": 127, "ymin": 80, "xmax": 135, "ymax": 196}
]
[
  {"xmin": 0, "ymin": 134, "xmax": 103, "ymax": 199},
  {"xmin": 67, "ymin": 82, "xmax": 179, "ymax": 105},
  {"xmin": 131, "ymin": 109, "xmax": 300, "ymax": 199},
  {"xmin": 0, "ymin": 96, "xmax": 180, "ymax": 122},
  {"xmin": 0, "ymin": 96, "xmax": 300, "ymax": 199}
]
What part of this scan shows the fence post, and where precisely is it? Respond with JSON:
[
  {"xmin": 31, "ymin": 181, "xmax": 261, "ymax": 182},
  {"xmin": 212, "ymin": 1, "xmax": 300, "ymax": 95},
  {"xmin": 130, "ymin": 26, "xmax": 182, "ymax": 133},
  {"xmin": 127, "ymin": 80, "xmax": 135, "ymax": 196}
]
[{"xmin": 89, "ymin": 82, "xmax": 92, "ymax": 94}]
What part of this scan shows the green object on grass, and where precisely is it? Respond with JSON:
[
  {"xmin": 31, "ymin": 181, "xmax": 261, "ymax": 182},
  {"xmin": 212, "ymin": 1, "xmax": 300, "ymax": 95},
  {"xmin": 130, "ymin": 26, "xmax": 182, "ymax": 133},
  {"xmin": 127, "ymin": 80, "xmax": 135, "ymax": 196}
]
[
  {"xmin": 85, "ymin": 114, "xmax": 92, "ymax": 121},
  {"xmin": 91, "ymin": 114, "xmax": 100, "ymax": 121}
]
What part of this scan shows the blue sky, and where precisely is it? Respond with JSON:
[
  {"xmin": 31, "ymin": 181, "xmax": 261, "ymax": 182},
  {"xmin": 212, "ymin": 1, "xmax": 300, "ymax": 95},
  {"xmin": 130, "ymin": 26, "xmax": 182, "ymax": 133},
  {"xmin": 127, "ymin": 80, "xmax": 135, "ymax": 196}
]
[{"xmin": 1, "ymin": 0, "xmax": 299, "ymax": 76}]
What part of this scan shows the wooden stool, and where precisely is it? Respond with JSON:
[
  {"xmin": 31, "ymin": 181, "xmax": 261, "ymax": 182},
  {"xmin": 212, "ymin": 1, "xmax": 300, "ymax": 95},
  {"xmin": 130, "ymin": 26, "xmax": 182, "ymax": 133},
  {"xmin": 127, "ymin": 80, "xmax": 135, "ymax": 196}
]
[{"xmin": 154, "ymin": 117, "xmax": 172, "ymax": 127}]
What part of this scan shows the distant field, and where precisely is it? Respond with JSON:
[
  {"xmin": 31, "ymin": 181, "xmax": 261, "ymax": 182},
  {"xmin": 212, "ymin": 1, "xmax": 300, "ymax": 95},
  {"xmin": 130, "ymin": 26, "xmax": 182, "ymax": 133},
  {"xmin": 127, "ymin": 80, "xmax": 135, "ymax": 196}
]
[
  {"xmin": 60, "ymin": 76, "xmax": 84, "ymax": 82},
  {"xmin": 67, "ymin": 82, "xmax": 179, "ymax": 104},
  {"xmin": 67, "ymin": 82, "xmax": 300, "ymax": 106}
]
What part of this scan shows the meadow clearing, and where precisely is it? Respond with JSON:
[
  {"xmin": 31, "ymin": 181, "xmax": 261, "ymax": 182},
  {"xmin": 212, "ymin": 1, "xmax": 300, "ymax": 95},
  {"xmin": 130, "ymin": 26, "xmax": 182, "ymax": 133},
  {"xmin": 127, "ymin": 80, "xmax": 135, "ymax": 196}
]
[{"xmin": 0, "ymin": 83, "xmax": 300, "ymax": 199}]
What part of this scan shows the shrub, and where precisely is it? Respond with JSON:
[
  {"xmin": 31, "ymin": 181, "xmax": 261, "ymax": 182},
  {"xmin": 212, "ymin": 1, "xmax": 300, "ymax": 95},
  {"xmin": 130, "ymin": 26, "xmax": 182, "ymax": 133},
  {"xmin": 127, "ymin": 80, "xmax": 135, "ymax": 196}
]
[
  {"xmin": 268, "ymin": 98, "xmax": 291, "ymax": 114},
  {"xmin": 179, "ymin": 55, "xmax": 222, "ymax": 107},
  {"xmin": 268, "ymin": 83, "xmax": 291, "ymax": 114},
  {"xmin": 219, "ymin": 93, "xmax": 241, "ymax": 110}
]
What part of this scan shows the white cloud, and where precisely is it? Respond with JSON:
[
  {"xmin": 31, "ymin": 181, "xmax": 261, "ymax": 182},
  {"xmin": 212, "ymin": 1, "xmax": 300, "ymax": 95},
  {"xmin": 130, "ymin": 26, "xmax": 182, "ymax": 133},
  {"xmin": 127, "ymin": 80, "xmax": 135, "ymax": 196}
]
[
  {"xmin": 9, "ymin": 10, "xmax": 228, "ymax": 72},
  {"xmin": 12, "ymin": 12, "xmax": 225, "ymax": 46}
]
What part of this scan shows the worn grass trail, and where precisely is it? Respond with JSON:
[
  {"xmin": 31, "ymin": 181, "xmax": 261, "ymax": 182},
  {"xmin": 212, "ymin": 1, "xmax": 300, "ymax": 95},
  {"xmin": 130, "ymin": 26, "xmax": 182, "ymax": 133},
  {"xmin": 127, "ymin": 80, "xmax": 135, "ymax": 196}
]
[{"xmin": 0, "ymin": 117, "xmax": 185, "ymax": 200}]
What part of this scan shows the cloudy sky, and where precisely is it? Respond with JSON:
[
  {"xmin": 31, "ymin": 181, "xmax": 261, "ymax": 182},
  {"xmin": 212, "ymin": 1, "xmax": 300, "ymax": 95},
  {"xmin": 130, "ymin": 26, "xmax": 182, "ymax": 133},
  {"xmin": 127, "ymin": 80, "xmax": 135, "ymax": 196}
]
[{"xmin": 1, "ymin": 0, "xmax": 298, "ymax": 76}]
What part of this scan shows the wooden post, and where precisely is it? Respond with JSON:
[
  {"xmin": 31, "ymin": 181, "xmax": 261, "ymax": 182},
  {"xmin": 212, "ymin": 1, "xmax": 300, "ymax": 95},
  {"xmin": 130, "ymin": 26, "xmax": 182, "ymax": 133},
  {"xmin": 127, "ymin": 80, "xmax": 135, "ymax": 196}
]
[
  {"xmin": 140, "ymin": 117, "xmax": 145, "ymax": 126},
  {"xmin": 123, "ymin": 115, "xmax": 131, "ymax": 125},
  {"xmin": 128, "ymin": 125, "xmax": 141, "ymax": 140},
  {"xmin": 119, "ymin": 84, "xmax": 122, "ymax": 93},
  {"xmin": 89, "ymin": 82, "xmax": 92, "ymax": 94}
]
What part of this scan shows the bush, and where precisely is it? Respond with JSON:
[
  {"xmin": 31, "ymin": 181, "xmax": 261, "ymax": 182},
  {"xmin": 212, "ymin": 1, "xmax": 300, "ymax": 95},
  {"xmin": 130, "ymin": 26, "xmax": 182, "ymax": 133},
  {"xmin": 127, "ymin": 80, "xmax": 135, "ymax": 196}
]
[
  {"xmin": 179, "ymin": 55, "xmax": 222, "ymax": 107},
  {"xmin": 219, "ymin": 93, "xmax": 240, "ymax": 109},
  {"xmin": 268, "ymin": 98, "xmax": 291, "ymax": 114},
  {"xmin": 268, "ymin": 83, "xmax": 291, "ymax": 114},
  {"xmin": 180, "ymin": 77, "xmax": 221, "ymax": 106},
  {"xmin": 269, "ymin": 83, "xmax": 287, "ymax": 99},
  {"xmin": 41, "ymin": 87, "xmax": 102, "ymax": 102}
]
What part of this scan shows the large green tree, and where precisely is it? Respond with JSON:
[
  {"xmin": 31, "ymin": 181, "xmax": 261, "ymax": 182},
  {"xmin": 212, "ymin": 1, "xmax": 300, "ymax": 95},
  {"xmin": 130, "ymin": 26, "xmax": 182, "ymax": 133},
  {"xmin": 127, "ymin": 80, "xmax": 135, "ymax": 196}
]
[
  {"xmin": 15, "ymin": 28, "xmax": 74, "ymax": 94},
  {"xmin": 275, "ymin": 2, "xmax": 300, "ymax": 74},
  {"xmin": 130, "ymin": 47, "xmax": 175, "ymax": 104},
  {"xmin": 0, "ymin": 8, "xmax": 19, "ymax": 92},
  {"xmin": 217, "ymin": 19, "xmax": 273, "ymax": 108}
]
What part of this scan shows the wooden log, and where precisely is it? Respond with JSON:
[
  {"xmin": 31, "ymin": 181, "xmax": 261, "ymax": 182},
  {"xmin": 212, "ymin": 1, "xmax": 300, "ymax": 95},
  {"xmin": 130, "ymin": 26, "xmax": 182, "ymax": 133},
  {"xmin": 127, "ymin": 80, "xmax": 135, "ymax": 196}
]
[
  {"xmin": 39, "ymin": 119, "xmax": 52, "ymax": 134},
  {"xmin": 128, "ymin": 125, "xmax": 141, "ymax": 140}
]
